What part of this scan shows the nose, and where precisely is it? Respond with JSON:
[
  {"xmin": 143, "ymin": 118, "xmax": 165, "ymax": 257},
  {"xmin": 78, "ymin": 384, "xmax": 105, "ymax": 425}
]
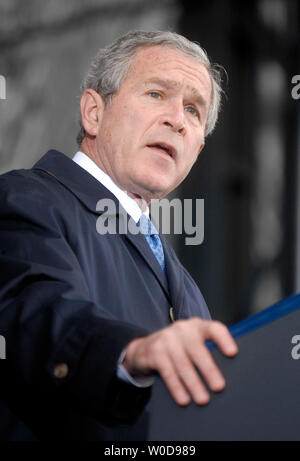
[{"xmin": 161, "ymin": 100, "xmax": 186, "ymax": 136}]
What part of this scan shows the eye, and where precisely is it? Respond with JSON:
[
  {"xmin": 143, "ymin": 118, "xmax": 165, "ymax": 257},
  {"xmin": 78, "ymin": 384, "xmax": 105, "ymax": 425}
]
[
  {"xmin": 185, "ymin": 106, "xmax": 199, "ymax": 118},
  {"xmin": 148, "ymin": 91, "xmax": 161, "ymax": 99}
]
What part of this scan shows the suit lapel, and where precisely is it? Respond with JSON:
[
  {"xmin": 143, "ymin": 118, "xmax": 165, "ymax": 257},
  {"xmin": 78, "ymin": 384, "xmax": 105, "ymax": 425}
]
[
  {"xmin": 160, "ymin": 235, "xmax": 185, "ymax": 316},
  {"xmin": 121, "ymin": 213, "xmax": 171, "ymax": 302}
]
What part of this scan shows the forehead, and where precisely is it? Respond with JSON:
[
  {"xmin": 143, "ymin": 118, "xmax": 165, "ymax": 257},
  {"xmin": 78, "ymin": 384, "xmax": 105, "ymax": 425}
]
[{"xmin": 125, "ymin": 45, "xmax": 212, "ymax": 101}]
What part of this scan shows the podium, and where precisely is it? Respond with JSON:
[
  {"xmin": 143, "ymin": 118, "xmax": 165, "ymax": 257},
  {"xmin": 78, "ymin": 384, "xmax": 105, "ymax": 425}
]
[{"xmin": 148, "ymin": 294, "xmax": 300, "ymax": 441}]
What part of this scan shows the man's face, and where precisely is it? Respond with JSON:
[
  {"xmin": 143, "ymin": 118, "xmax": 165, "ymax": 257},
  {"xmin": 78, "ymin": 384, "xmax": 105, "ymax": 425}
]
[{"xmin": 93, "ymin": 45, "xmax": 212, "ymax": 202}]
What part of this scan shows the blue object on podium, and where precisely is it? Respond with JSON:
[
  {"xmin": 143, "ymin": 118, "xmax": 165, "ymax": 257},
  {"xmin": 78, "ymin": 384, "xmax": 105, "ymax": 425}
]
[{"xmin": 148, "ymin": 294, "xmax": 300, "ymax": 441}]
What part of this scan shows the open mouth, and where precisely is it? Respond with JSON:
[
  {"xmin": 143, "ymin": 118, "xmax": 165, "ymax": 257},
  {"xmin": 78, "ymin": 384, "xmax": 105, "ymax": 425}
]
[{"xmin": 147, "ymin": 143, "xmax": 175, "ymax": 159}]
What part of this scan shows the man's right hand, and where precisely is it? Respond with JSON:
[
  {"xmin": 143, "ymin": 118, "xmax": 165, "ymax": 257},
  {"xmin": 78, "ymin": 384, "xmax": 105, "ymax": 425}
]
[{"xmin": 122, "ymin": 318, "xmax": 238, "ymax": 406}]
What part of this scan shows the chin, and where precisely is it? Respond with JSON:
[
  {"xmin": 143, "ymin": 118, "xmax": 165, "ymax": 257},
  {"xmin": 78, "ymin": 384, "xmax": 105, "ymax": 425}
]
[
  {"xmin": 130, "ymin": 171, "xmax": 175, "ymax": 199},
  {"xmin": 141, "ymin": 181, "xmax": 172, "ymax": 200}
]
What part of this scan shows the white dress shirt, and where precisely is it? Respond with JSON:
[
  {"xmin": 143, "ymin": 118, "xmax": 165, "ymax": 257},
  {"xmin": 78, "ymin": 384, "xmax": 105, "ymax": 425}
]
[{"xmin": 73, "ymin": 151, "xmax": 154, "ymax": 388}]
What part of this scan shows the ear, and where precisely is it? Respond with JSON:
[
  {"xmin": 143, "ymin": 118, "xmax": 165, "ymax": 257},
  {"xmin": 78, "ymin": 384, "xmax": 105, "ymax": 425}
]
[
  {"xmin": 198, "ymin": 142, "xmax": 205, "ymax": 155},
  {"xmin": 80, "ymin": 89, "xmax": 105, "ymax": 138}
]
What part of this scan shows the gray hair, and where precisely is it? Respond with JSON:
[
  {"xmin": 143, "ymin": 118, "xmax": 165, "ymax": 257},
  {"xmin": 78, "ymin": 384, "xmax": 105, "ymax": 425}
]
[{"xmin": 76, "ymin": 30, "xmax": 224, "ymax": 146}]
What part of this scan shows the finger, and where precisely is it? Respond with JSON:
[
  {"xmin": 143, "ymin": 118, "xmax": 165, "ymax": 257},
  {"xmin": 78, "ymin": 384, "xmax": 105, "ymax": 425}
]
[
  {"xmin": 188, "ymin": 344, "xmax": 226, "ymax": 393},
  {"xmin": 204, "ymin": 321, "xmax": 238, "ymax": 357},
  {"xmin": 168, "ymin": 345, "xmax": 210, "ymax": 405},
  {"xmin": 157, "ymin": 355, "xmax": 192, "ymax": 406}
]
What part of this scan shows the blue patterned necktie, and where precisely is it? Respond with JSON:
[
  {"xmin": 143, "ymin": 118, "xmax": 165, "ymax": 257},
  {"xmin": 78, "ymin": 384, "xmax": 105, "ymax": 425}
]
[{"xmin": 137, "ymin": 213, "xmax": 167, "ymax": 277}]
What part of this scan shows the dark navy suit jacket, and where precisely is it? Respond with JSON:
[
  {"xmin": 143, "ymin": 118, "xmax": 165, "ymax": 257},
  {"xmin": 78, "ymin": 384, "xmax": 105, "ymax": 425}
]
[{"xmin": 0, "ymin": 150, "xmax": 210, "ymax": 440}]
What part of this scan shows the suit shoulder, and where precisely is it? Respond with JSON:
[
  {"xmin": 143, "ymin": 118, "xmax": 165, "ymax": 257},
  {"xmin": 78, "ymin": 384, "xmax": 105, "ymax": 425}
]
[
  {"xmin": 0, "ymin": 167, "xmax": 72, "ymax": 207},
  {"xmin": 0, "ymin": 167, "xmax": 79, "ymax": 244}
]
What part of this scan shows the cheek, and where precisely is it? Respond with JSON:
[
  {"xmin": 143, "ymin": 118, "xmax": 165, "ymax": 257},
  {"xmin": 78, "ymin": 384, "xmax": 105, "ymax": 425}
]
[
  {"xmin": 111, "ymin": 105, "xmax": 144, "ymax": 141},
  {"xmin": 184, "ymin": 138, "xmax": 203, "ymax": 163},
  {"xmin": 192, "ymin": 133, "xmax": 205, "ymax": 158}
]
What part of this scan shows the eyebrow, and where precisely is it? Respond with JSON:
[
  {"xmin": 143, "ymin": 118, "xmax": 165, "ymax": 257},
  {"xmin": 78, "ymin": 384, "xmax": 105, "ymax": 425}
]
[{"xmin": 142, "ymin": 77, "xmax": 208, "ymax": 108}]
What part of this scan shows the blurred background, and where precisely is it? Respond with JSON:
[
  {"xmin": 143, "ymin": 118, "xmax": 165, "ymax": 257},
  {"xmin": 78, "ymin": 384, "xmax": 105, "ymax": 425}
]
[
  {"xmin": 1, "ymin": 0, "xmax": 300, "ymax": 441},
  {"xmin": 0, "ymin": 0, "xmax": 299, "ymax": 324}
]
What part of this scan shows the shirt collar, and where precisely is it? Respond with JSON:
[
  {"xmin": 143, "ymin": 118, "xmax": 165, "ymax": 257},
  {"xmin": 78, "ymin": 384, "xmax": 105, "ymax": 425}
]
[{"xmin": 73, "ymin": 151, "xmax": 149, "ymax": 223}]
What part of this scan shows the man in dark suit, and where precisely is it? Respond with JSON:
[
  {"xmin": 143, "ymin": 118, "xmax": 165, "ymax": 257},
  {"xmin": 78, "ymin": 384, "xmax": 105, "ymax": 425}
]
[{"xmin": 0, "ymin": 30, "xmax": 238, "ymax": 440}]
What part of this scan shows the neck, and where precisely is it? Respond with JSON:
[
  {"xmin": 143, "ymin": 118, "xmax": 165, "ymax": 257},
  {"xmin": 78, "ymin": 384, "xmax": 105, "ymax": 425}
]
[{"xmin": 126, "ymin": 192, "xmax": 149, "ymax": 212}]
